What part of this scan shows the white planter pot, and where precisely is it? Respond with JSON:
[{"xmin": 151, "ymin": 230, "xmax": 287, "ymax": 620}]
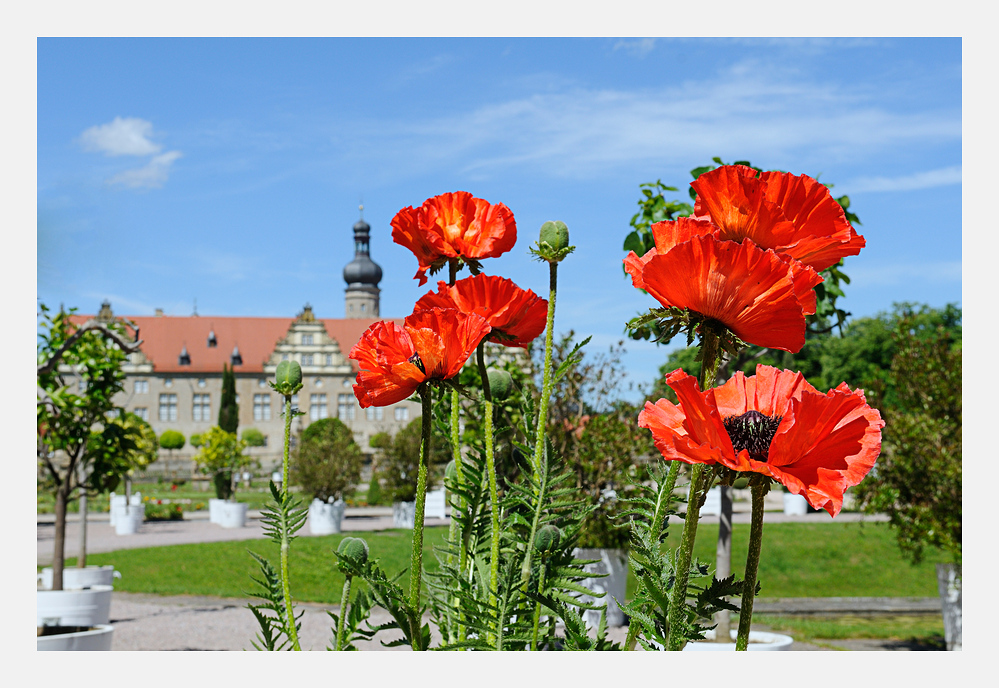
[
  {"xmin": 37, "ymin": 584, "xmax": 113, "ymax": 627},
  {"xmin": 936, "ymin": 563, "xmax": 962, "ymax": 651},
  {"xmin": 112, "ymin": 503, "xmax": 145, "ymax": 535},
  {"xmin": 783, "ymin": 492, "xmax": 808, "ymax": 516},
  {"xmin": 38, "ymin": 565, "xmax": 119, "ymax": 590},
  {"xmin": 108, "ymin": 492, "xmax": 142, "ymax": 526},
  {"xmin": 573, "ymin": 548, "xmax": 628, "ymax": 628},
  {"xmin": 701, "ymin": 487, "xmax": 722, "ymax": 516},
  {"xmin": 683, "ymin": 629, "xmax": 794, "ymax": 651},
  {"xmin": 217, "ymin": 501, "xmax": 248, "ymax": 528},
  {"xmin": 392, "ymin": 501, "xmax": 416, "ymax": 529},
  {"xmin": 208, "ymin": 498, "xmax": 226, "ymax": 524},
  {"xmin": 308, "ymin": 498, "xmax": 346, "ymax": 535},
  {"xmin": 424, "ymin": 488, "xmax": 447, "ymax": 519},
  {"xmin": 37, "ymin": 624, "xmax": 113, "ymax": 651}
]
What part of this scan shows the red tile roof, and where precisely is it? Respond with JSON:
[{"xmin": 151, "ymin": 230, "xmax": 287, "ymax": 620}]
[{"xmin": 69, "ymin": 313, "xmax": 403, "ymax": 374}]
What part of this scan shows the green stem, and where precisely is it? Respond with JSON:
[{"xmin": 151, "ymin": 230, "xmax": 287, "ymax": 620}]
[
  {"xmin": 408, "ymin": 388, "xmax": 433, "ymax": 650},
  {"xmin": 476, "ymin": 343, "xmax": 501, "ymax": 644},
  {"xmin": 625, "ymin": 459, "xmax": 681, "ymax": 650},
  {"xmin": 446, "ymin": 387, "xmax": 465, "ymax": 645},
  {"xmin": 530, "ymin": 557, "xmax": 548, "ymax": 651},
  {"xmin": 520, "ymin": 261, "xmax": 558, "ymax": 590},
  {"xmin": 335, "ymin": 576, "xmax": 352, "ymax": 651},
  {"xmin": 736, "ymin": 481, "xmax": 769, "ymax": 650},
  {"xmin": 666, "ymin": 327, "xmax": 720, "ymax": 651},
  {"xmin": 280, "ymin": 394, "xmax": 301, "ymax": 651}
]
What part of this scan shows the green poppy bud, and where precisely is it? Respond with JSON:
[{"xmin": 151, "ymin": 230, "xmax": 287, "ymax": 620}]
[
  {"xmin": 539, "ymin": 221, "xmax": 569, "ymax": 251},
  {"xmin": 337, "ymin": 536, "xmax": 369, "ymax": 565},
  {"xmin": 445, "ymin": 458, "xmax": 458, "ymax": 483},
  {"xmin": 274, "ymin": 359, "xmax": 303, "ymax": 396},
  {"xmin": 486, "ymin": 368, "xmax": 513, "ymax": 401},
  {"xmin": 534, "ymin": 524, "xmax": 562, "ymax": 553}
]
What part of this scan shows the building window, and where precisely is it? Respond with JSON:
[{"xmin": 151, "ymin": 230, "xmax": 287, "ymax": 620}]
[
  {"xmin": 193, "ymin": 393, "xmax": 211, "ymax": 422},
  {"xmin": 326, "ymin": 354, "xmax": 333, "ymax": 366},
  {"xmin": 361, "ymin": 303, "xmax": 367, "ymax": 313},
  {"xmin": 338, "ymin": 394, "xmax": 355, "ymax": 421},
  {"xmin": 253, "ymin": 394, "xmax": 272, "ymax": 421},
  {"xmin": 158, "ymin": 394, "xmax": 178, "ymax": 422},
  {"xmin": 394, "ymin": 406, "xmax": 409, "ymax": 422},
  {"xmin": 366, "ymin": 406, "xmax": 384, "ymax": 421},
  {"xmin": 164, "ymin": 378, "xmax": 173, "ymax": 388},
  {"xmin": 258, "ymin": 378, "xmax": 267, "ymax": 388},
  {"xmin": 314, "ymin": 377, "xmax": 323, "ymax": 387},
  {"xmin": 134, "ymin": 380, "xmax": 149, "ymax": 394},
  {"xmin": 302, "ymin": 354, "xmax": 314, "ymax": 366},
  {"xmin": 310, "ymin": 393, "xmax": 328, "ymax": 420},
  {"xmin": 198, "ymin": 378, "xmax": 207, "ymax": 388},
  {"xmin": 134, "ymin": 407, "xmax": 149, "ymax": 421},
  {"xmin": 282, "ymin": 353, "xmax": 289, "ymax": 361},
  {"xmin": 291, "ymin": 393, "xmax": 299, "ymax": 410},
  {"xmin": 342, "ymin": 378, "xmax": 352, "ymax": 388},
  {"xmin": 302, "ymin": 334, "xmax": 314, "ymax": 345},
  {"xmin": 78, "ymin": 378, "xmax": 87, "ymax": 392}
]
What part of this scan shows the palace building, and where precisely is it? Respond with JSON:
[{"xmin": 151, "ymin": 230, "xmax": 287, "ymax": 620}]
[{"xmin": 72, "ymin": 212, "xmax": 419, "ymax": 476}]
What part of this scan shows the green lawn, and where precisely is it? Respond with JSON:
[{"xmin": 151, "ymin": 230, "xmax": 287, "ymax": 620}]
[
  {"xmin": 55, "ymin": 521, "xmax": 943, "ymax": 605},
  {"xmin": 751, "ymin": 614, "xmax": 945, "ymax": 646}
]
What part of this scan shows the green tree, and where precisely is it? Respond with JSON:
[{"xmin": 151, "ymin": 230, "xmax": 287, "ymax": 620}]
[
  {"xmin": 291, "ymin": 418, "xmax": 364, "ymax": 503},
  {"xmin": 373, "ymin": 417, "xmax": 446, "ymax": 503},
  {"xmin": 193, "ymin": 426, "xmax": 249, "ymax": 500},
  {"xmin": 37, "ymin": 303, "xmax": 138, "ymax": 589},
  {"xmin": 853, "ymin": 308, "xmax": 962, "ymax": 566},
  {"xmin": 241, "ymin": 427, "xmax": 266, "ymax": 448},
  {"xmin": 159, "ymin": 429, "xmax": 185, "ymax": 480},
  {"xmin": 219, "ymin": 363, "xmax": 239, "ymax": 434}
]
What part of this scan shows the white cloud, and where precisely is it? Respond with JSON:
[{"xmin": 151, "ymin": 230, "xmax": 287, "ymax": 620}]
[
  {"xmin": 613, "ymin": 38, "xmax": 657, "ymax": 57},
  {"xmin": 79, "ymin": 117, "xmax": 163, "ymax": 156},
  {"xmin": 108, "ymin": 151, "xmax": 183, "ymax": 189},
  {"xmin": 844, "ymin": 166, "xmax": 962, "ymax": 193}
]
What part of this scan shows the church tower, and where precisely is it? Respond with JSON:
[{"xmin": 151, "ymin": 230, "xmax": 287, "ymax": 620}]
[{"xmin": 343, "ymin": 205, "xmax": 383, "ymax": 318}]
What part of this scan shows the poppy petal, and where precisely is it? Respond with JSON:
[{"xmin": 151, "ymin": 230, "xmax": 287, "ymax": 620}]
[
  {"xmin": 691, "ymin": 165, "xmax": 797, "ymax": 248},
  {"xmin": 638, "ymin": 236, "xmax": 809, "ymax": 352}
]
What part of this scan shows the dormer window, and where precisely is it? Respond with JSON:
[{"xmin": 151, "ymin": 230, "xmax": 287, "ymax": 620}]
[
  {"xmin": 231, "ymin": 345, "xmax": 243, "ymax": 366},
  {"xmin": 207, "ymin": 329, "xmax": 218, "ymax": 347},
  {"xmin": 179, "ymin": 346, "xmax": 191, "ymax": 366}
]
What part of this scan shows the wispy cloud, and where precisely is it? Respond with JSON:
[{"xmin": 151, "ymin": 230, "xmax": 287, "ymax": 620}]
[
  {"xmin": 80, "ymin": 117, "xmax": 183, "ymax": 189},
  {"xmin": 613, "ymin": 38, "xmax": 657, "ymax": 57},
  {"xmin": 108, "ymin": 151, "xmax": 183, "ymax": 189},
  {"xmin": 334, "ymin": 67, "xmax": 960, "ymax": 182},
  {"xmin": 848, "ymin": 261, "xmax": 962, "ymax": 287},
  {"xmin": 844, "ymin": 165, "xmax": 962, "ymax": 193},
  {"xmin": 79, "ymin": 117, "xmax": 162, "ymax": 156}
]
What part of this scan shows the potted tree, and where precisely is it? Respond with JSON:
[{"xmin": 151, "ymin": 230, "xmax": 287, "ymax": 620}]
[
  {"xmin": 292, "ymin": 417, "xmax": 363, "ymax": 534},
  {"xmin": 101, "ymin": 412, "xmax": 159, "ymax": 534},
  {"xmin": 371, "ymin": 419, "xmax": 444, "ymax": 529},
  {"xmin": 36, "ymin": 303, "xmax": 138, "ymax": 646},
  {"xmin": 193, "ymin": 426, "xmax": 250, "ymax": 528},
  {"xmin": 158, "ymin": 429, "xmax": 185, "ymax": 482}
]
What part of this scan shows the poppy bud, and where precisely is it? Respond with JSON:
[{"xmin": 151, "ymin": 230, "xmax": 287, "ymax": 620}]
[
  {"xmin": 337, "ymin": 536, "xmax": 369, "ymax": 565},
  {"xmin": 486, "ymin": 368, "xmax": 513, "ymax": 401},
  {"xmin": 539, "ymin": 221, "xmax": 569, "ymax": 251},
  {"xmin": 273, "ymin": 360, "xmax": 303, "ymax": 396},
  {"xmin": 534, "ymin": 524, "xmax": 562, "ymax": 553}
]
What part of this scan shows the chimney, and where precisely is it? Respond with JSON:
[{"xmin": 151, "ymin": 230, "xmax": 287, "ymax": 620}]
[{"xmin": 155, "ymin": 309, "xmax": 164, "ymax": 317}]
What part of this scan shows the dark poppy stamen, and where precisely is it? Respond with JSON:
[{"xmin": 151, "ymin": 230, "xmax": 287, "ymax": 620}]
[
  {"xmin": 723, "ymin": 410, "xmax": 782, "ymax": 462},
  {"xmin": 408, "ymin": 352, "xmax": 426, "ymax": 375}
]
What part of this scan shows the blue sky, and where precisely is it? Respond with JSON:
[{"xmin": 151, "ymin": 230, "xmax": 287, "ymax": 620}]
[{"xmin": 36, "ymin": 37, "xmax": 962, "ymax": 401}]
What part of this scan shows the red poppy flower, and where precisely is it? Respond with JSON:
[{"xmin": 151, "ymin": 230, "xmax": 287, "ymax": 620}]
[
  {"xmin": 624, "ymin": 232, "xmax": 821, "ymax": 352},
  {"xmin": 691, "ymin": 165, "xmax": 865, "ymax": 272},
  {"xmin": 413, "ymin": 274, "xmax": 548, "ymax": 348},
  {"xmin": 639, "ymin": 366, "xmax": 883, "ymax": 516},
  {"xmin": 350, "ymin": 308, "xmax": 492, "ymax": 407},
  {"xmin": 391, "ymin": 191, "xmax": 518, "ymax": 286}
]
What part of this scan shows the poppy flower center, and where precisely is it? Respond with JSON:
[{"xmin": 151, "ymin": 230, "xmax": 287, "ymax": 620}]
[
  {"xmin": 722, "ymin": 410, "xmax": 782, "ymax": 462},
  {"xmin": 408, "ymin": 352, "xmax": 426, "ymax": 375}
]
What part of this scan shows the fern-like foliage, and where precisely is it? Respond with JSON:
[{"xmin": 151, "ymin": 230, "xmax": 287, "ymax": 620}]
[
  {"xmin": 325, "ymin": 584, "xmax": 377, "ymax": 650},
  {"xmin": 246, "ymin": 550, "xmax": 302, "ymax": 651},
  {"xmin": 259, "ymin": 480, "xmax": 307, "ymax": 547}
]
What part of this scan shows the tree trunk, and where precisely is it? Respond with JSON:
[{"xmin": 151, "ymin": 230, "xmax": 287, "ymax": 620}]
[
  {"xmin": 714, "ymin": 485, "xmax": 732, "ymax": 641},
  {"xmin": 52, "ymin": 483, "xmax": 70, "ymax": 591},
  {"xmin": 78, "ymin": 492, "xmax": 88, "ymax": 568}
]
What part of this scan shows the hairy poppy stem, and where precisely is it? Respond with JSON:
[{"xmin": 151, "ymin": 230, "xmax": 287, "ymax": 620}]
[
  {"xmin": 666, "ymin": 327, "xmax": 720, "ymax": 651},
  {"xmin": 476, "ymin": 343, "xmax": 501, "ymax": 644},
  {"xmin": 447, "ymin": 387, "xmax": 467, "ymax": 645},
  {"xmin": 736, "ymin": 480, "xmax": 769, "ymax": 650},
  {"xmin": 521, "ymin": 261, "xmax": 558, "ymax": 591},
  {"xmin": 408, "ymin": 387, "xmax": 433, "ymax": 649},
  {"xmin": 335, "ymin": 575, "xmax": 351, "ymax": 651},
  {"xmin": 280, "ymin": 394, "xmax": 301, "ymax": 651}
]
